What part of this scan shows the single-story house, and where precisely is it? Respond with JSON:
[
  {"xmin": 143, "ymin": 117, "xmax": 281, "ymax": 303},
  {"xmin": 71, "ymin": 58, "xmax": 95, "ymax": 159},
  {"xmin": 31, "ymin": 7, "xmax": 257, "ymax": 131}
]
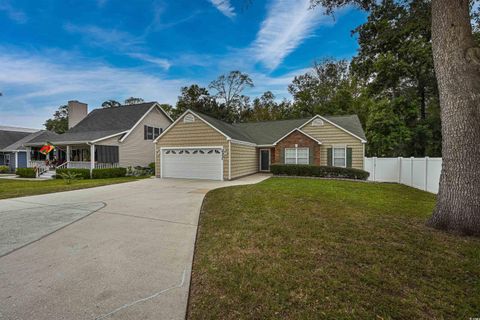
[
  {"xmin": 154, "ymin": 110, "xmax": 367, "ymax": 181},
  {"xmin": 0, "ymin": 126, "xmax": 42, "ymax": 172},
  {"xmin": 24, "ymin": 100, "xmax": 173, "ymax": 175}
]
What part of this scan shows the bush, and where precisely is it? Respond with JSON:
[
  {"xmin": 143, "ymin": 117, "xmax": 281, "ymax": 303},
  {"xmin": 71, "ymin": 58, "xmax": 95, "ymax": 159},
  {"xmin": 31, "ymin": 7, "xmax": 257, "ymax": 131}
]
[
  {"xmin": 127, "ymin": 166, "xmax": 153, "ymax": 176},
  {"xmin": 55, "ymin": 168, "xmax": 91, "ymax": 179},
  {"xmin": 148, "ymin": 162, "xmax": 155, "ymax": 170},
  {"xmin": 16, "ymin": 168, "xmax": 36, "ymax": 178},
  {"xmin": 0, "ymin": 165, "xmax": 9, "ymax": 173},
  {"xmin": 270, "ymin": 164, "xmax": 370, "ymax": 180},
  {"xmin": 57, "ymin": 171, "xmax": 83, "ymax": 184},
  {"xmin": 92, "ymin": 167, "xmax": 127, "ymax": 179}
]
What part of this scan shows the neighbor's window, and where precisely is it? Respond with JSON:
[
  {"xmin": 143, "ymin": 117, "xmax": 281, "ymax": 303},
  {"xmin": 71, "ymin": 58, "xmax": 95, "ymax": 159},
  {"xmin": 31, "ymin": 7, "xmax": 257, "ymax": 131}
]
[
  {"xmin": 285, "ymin": 148, "xmax": 309, "ymax": 165},
  {"xmin": 333, "ymin": 147, "xmax": 346, "ymax": 167},
  {"xmin": 144, "ymin": 125, "xmax": 162, "ymax": 140}
]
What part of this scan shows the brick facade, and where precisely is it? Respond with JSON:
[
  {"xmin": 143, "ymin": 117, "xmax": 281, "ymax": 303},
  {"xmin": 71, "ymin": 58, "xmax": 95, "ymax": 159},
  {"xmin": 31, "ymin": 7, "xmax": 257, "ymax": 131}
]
[{"xmin": 273, "ymin": 130, "xmax": 320, "ymax": 165}]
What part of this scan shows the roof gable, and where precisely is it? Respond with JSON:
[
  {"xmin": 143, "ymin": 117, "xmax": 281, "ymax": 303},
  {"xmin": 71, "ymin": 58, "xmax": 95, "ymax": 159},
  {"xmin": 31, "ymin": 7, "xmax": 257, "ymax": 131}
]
[
  {"xmin": 273, "ymin": 128, "xmax": 322, "ymax": 145},
  {"xmin": 301, "ymin": 115, "xmax": 367, "ymax": 142}
]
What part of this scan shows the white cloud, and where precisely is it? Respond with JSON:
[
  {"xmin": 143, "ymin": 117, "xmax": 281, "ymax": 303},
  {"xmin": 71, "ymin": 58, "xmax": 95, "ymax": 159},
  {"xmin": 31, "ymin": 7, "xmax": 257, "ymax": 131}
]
[
  {"xmin": 248, "ymin": 67, "xmax": 312, "ymax": 98},
  {"xmin": 127, "ymin": 53, "xmax": 171, "ymax": 70},
  {"xmin": 64, "ymin": 23, "xmax": 143, "ymax": 49},
  {"xmin": 0, "ymin": 49, "xmax": 185, "ymax": 128},
  {"xmin": 0, "ymin": 1, "xmax": 27, "ymax": 24},
  {"xmin": 208, "ymin": 0, "xmax": 236, "ymax": 19},
  {"xmin": 64, "ymin": 23, "xmax": 171, "ymax": 70},
  {"xmin": 249, "ymin": 0, "xmax": 334, "ymax": 70}
]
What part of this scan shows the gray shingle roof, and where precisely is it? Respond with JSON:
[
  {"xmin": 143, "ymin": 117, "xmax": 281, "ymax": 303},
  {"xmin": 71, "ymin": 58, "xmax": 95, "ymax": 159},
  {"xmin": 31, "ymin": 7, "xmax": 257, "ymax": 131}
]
[
  {"xmin": 194, "ymin": 112, "xmax": 255, "ymax": 143},
  {"xmin": 25, "ymin": 102, "xmax": 159, "ymax": 145},
  {"xmin": 233, "ymin": 118, "xmax": 311, "ymax": 145},
  {"xmin": 193, "ymin": 111, "xmax": 366, "ymax": 145},
  {"xmin": 0, "ymin": 129, "xmax": 35, "ymax": 149},
  {"xmin": 23, "ymin": 130, "xmax": 65, "ymax": 145},
  {"xmin": 55, "ymin": 102, "xmax": 156, "ymax": 142},
  {"xmin": 1, "ymin": 130, "xmax": 46, "ymax": 151}
]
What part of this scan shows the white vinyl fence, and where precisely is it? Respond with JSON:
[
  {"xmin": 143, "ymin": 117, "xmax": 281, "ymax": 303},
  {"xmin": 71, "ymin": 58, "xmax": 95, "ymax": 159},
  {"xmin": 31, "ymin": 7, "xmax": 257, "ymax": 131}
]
[{"xmin": 364, "ymin": 157, "xmax": 442, "ymax": 193}]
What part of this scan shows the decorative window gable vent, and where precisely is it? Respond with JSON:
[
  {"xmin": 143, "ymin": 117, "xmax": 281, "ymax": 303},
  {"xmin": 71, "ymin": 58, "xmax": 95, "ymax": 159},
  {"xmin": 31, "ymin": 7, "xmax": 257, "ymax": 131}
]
[
  {"xmin": 312, "ymin": 118, "xmax": 324, "ymax": 126},
  {"xmin": 184, "ymin": 114, "xmax": 195, "ymax": 123}
]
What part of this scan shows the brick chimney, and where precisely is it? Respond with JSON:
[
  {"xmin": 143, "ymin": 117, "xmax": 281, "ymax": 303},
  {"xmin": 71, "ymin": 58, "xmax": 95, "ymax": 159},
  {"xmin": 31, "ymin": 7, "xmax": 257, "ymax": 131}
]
[{"xmin": 67, "ymin": 100, "xmax": 88, "ymax": 129}]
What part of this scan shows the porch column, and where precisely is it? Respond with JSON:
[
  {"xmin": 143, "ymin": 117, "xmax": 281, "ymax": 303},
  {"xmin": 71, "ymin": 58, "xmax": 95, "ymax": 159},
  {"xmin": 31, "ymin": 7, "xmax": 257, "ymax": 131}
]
[
  {"xmin": 26, "ymin": 147, "xmax": 31, "ymax": 167},
  {"xmin": 66, "ymin": 145, "xmax": 70, "ymax": 162},
  {"xmin": 90, "ymin": 144, "xmax": 95, "ymax": 177}
]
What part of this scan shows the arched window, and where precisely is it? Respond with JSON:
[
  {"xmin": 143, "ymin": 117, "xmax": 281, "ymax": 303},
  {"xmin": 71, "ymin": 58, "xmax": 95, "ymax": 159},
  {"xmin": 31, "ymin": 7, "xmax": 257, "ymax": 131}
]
[{"xmin": 183, "ymin": 114, "xmax": 195, "ymax": 123}]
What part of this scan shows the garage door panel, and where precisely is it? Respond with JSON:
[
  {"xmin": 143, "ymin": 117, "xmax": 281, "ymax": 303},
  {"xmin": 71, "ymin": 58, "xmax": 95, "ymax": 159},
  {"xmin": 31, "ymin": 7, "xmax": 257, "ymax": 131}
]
[{"xmin": 162, "ymin": 148, "xmax": 223, "ymax": 180}]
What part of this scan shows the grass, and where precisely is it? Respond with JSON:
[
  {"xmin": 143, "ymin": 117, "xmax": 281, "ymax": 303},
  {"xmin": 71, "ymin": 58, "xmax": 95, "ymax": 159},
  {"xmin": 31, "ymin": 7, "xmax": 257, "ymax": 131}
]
[
  {"xmin": 0, "ymin": 176, "xmax": 147, "ymax": 200},
  {"xmin": 188, "ymin": 178, "xmax": 480, "ymax": 320}
]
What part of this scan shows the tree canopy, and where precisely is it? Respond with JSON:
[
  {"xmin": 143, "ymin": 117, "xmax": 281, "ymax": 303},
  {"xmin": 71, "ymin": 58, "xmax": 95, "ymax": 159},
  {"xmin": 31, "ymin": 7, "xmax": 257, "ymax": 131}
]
[{"xmin": 44, "ymin": 105, "xmax": 68, "ymax": 134}]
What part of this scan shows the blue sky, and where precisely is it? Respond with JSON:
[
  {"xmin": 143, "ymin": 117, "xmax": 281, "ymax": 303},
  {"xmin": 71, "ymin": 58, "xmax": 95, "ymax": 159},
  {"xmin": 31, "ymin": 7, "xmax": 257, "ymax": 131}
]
[{"xmin": 0, "ymin": 0, "xmax": 366, "ymax": 128}]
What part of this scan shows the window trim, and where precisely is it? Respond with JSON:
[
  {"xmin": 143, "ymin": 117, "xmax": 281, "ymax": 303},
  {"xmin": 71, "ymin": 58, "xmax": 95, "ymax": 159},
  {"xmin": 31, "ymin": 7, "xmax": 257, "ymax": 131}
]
[
  {"xmin": 284, "ymin": 147, "xmax": 309, "ymax": 165},
  {"xmin": 332, "ymin": 145, "xmax": 347, "ymax": 168},
  {"xmin": 144, "ymin": 125, "xmax": 162, "ymax": 140}
]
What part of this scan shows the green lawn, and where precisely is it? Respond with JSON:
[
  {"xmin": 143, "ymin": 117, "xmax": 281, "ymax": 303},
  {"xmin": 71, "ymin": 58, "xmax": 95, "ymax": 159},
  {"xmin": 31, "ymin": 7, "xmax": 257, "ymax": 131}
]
[
  {"xmin": 188, "ymin": 178, "xmax": 480, "ymax": 320},
  {"xmin": 0, "ymin": 176, "xmax": 146, "ymax": 200}
]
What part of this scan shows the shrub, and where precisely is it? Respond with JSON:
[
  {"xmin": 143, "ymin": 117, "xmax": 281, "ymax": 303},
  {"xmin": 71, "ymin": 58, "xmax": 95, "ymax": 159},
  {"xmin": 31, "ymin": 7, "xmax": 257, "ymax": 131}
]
[
  {"xmin": 148, "ymin": 162, "xmax": 155, "ymax": 170},
  {"xmin": 56, "ymin": 168, "xmax": 91, "ymax": 179},
  {"xmin": 270, "ymin": 164, "xmax": 370, "ymax": 180},
  {"xmin": 16, "ymin": 167, "xmax": 36, "ymax": 178},
  {"xmin": 0, "ymin": 165, "xmax": 9, "ymax": 173},
  {"xmin": 91, "ymin": 167, "xmax": 127, "ymax": 179},
  {"xmin": 127, "ymin": 166, "xmax": 153, "ymax": 176},
  {"xmin": 57, "ymin": 171, "xmax": 83, "ymax": 184}
]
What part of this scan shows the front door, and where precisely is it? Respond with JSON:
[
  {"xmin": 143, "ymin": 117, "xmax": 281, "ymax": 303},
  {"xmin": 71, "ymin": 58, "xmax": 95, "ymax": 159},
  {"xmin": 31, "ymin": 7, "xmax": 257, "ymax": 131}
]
[{"xmin": 260, "ymin": 149, "xmax": 270, "ymax": 171}]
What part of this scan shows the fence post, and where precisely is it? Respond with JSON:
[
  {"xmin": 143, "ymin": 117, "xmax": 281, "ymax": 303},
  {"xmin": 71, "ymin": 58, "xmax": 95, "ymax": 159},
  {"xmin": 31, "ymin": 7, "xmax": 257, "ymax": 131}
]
[
  {"xmin": 425, "ymin": 156, "xmax": 429, "ymax": 191},
  {"xmin": 373, "ymin": 156, "xmax": 377, "ymax": 181},
  {"xmin": 410, "ymin": 157, "xmax": 414, "ymax": 187},
  {"xmin": 398, "ymin": 157, "xmax": 402, "ymax": 183}
]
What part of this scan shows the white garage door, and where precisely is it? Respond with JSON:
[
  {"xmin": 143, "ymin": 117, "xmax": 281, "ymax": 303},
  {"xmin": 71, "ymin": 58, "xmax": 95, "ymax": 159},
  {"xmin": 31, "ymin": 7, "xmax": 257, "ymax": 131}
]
[{"xmin": 161, "ymin": 147, "xmax": 223, "ymax": 180}]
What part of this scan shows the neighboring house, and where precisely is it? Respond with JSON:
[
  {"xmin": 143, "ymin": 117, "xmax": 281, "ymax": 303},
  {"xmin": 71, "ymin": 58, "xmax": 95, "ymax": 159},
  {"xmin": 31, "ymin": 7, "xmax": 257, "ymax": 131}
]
[
  {"xmin": 0, "ymin": 126, "xmax": 40, "ymax": 172},
  {"xmin": 24, "ymin": 100, "xmax": 173, "ymax": 172},
  {"xmin": 154, "ymin": 110, "xmax": 367, "ymax": 181}
]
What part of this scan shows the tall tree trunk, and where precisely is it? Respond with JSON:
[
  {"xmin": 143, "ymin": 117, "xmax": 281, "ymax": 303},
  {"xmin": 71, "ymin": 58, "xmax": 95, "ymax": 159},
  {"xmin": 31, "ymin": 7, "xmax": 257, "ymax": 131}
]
[{"xmin": 427, "ymin": 0, "xmax": 480, "ymax": 234}]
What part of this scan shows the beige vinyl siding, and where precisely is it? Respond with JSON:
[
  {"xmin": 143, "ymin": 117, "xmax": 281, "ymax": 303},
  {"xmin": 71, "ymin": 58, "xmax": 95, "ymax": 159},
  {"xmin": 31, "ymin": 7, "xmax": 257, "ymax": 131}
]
[
  {"xmin": 118, "ymin": 107, "xmax": 172, "ymax": 168},
  {"xmin": 230, "ymin": 143, "xmax": 258, "ymax": 179},
  {"xmin": 155, "ymin": 113, "xmax": 229, "ymax": 179},
  {"xmin": 96, "ymin": 135, "xmax": 121, "ymax": 146},
  {"xmin": 302, "ymin": 120, "xmax": 364, "ymax": 169}
]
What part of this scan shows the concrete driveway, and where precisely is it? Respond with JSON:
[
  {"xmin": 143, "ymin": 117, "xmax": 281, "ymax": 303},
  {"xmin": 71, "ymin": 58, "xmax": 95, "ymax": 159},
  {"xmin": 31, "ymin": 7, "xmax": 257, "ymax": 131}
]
[{"xmin": 0, "ymin": 175, "xmax": 269, "ymax": 320}]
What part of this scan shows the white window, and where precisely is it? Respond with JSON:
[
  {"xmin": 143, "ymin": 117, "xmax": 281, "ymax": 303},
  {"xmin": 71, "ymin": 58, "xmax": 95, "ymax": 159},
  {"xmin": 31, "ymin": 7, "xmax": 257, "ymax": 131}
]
[
  {"xmin": 184, "ymin": 114, "xmax": 195, "ymax": 123},
  {"xmin": 285, "ymin": 148, "xmax": 309, "ymax": 165},
  {"xmin": 285, "ymin": 148, "xmax": 297, "ymax": 164},
  {"xmin": 333, "ymin": 147, "xmax": 346, "ymax": 167},
  {"xmin": 312, "ymin": 118, "xmax": 324, "ymax": 126}
]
